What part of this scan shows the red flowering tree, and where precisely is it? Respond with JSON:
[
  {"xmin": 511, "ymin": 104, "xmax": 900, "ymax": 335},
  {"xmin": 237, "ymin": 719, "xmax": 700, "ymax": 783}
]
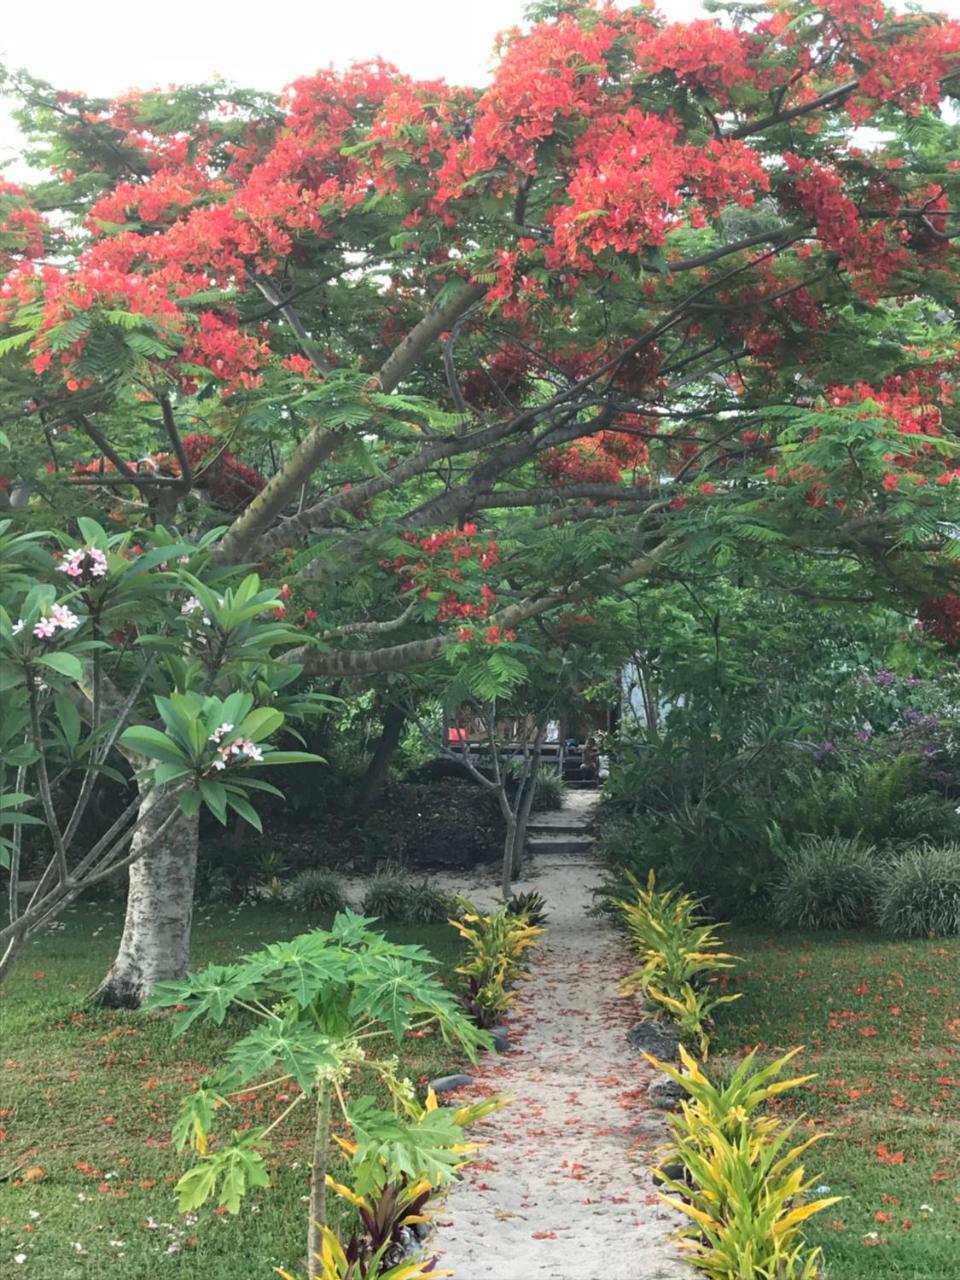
[{"xmin": 1, "ymin": 0, "xmax": 959, "ymax": 1001}]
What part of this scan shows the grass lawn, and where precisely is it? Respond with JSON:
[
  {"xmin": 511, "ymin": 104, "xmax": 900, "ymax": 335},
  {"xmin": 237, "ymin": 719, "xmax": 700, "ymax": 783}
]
[
  {"xmin": 714, "ymin": 927, "xmax": 960, "ymax": 1280},
  {"xmin": 0, "ymin": 901, "xmax": 467, "ymax": 1280}
]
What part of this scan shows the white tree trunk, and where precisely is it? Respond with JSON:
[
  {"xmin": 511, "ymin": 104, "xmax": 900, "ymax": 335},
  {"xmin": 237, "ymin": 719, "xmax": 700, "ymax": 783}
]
[{"xmin": 89, "ymin": 784, "xmax": 199, "ymax": 1008}]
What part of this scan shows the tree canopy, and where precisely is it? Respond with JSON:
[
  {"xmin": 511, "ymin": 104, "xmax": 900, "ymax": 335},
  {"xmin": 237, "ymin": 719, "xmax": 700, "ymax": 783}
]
[{"xmin": 1, "ymin": 0, "xmax": 959, "ymax": 988}]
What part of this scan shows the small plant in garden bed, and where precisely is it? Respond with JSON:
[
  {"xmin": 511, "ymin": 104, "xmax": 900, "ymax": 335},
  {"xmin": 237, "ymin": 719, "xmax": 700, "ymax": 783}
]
[
  {"xmin": 361, "ymin": 872, "xmax": 454, "ymax": 925},
  {"xmin": 644, "ymin": 981, "xmax": 741, "ymax": 1058},
  {"xmin": 148, "ymin": 912, "xmax": 498, "ymax": 1280},
  {"xmin": 615, "ymin": 871, "xmax": 739, "ymax": 1055},
  {"xmin": 287, "ymin": 868, "xmax": 352, "ymax": 915},
  {"xmin": 506, "ymin": 890, "xmax": 548, "ymax": 926},
  {"xmin": 648, "ymin": 1046, "xmax": 839, "ymax": 1279},
  {"xmin": 530, "ymin": 766, "xmax": 565, "ymax": 813},
  {"xmin": 450, "ymin": 898, "xmax": 543, "ymax": 1028}
]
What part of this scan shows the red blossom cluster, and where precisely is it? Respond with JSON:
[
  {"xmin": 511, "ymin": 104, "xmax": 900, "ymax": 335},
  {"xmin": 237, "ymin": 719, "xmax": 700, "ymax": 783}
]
[
  {"xmin": 783, "ymin": 155, "xmax": 911, "ymax": 297},
  {"xmin": 178, "ymin": 433, "xmax": 265, "ymax": 507},
  {"xmin": 459, "ymin": 345, "xmax": 533, "ymax": 409},
  {"xmin": 814, "ymin": 1, "xmax": 960, "ymax": 122},
  {"xmin": 73, "ymin": 432, "xmax": 264, "ymax": 509},
  {"xmin": 539, "ymin": 442, "xmax": 624, "ymax": 487},
  {"xmin": 553, "ymin": 111, "xmax": 767, "ymax": 264},
  {"xmin": 0, "ymin": 177, "xmax": 45, "ymax": 273},
  {"xmin": 384, "ymin": 525, "xmax": 502, "ymax": 623},
  {"xmin": 638, "ymin": 20, "xmax": 757, "ymax": 106},
  {"xmin": 917, "ymin": 595, "xmax": 960, "ymax": 650},
  {"xmin": 0, "ymin": 252, "xmax": 270, "ymax": 395}
]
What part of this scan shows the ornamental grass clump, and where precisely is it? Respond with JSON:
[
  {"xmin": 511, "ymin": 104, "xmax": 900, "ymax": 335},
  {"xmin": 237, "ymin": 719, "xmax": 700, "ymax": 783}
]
[
  {"xmin": 287, "ymin": 868, "xmax": 351, "ymax": 915},
  {"xmin": 877, "ymin": 842, "xmax": 960, "ymax": 936},
  {"xmin": 450, "ymin": 897, "xmax": 544, "ymax": 1028},
  {"xmin": 647, "ymin": 1046, "xmax": 839, "ymax": 1280},
  {"xmin": 615, "ymin": 871, "xmax": 739, "ymax": 1056},
  {"xmin": 770, "ymin": 834, "xmax": 879, "ymax": 930},
  {"xmin": 148, "ymin": 912, "xmax": 502, "ymax": 1280},
  {"xmin": 361, "ymin": 873, "xmax": 454, "ymax": 925}
]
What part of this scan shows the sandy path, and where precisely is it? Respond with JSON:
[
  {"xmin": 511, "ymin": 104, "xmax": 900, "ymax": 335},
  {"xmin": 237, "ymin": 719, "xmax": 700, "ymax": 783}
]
[{"xmin": 428, "ymin": 799, "xmax": 694, "ymax": 1280}]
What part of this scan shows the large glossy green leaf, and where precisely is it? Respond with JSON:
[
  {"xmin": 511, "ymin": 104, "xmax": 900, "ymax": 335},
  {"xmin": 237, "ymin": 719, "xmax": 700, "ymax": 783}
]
[
  {"xmin": 36, "ymin": 651, "xmax": 83, "ymax": 680},
  {"xmin": 118, "ymin": 725, "xmax": 189, "ymax": 766}
]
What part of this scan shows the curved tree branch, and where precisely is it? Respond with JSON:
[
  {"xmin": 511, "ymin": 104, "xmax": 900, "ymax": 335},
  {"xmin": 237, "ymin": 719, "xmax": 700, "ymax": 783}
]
[{"xmin": 218, "ymin": 279, "xmax": 486, "ymax": 564}]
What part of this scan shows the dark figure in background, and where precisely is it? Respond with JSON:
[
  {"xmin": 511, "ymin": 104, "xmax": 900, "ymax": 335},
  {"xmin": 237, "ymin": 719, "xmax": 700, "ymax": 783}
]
[{"xmin": 580, "ymin": 738, "xmax": 600, "ymax": 780}]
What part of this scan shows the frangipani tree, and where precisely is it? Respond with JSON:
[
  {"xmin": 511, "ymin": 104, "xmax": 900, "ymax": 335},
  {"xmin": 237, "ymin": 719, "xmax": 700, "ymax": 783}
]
[
  {"xmin": 0, "ymin": 0, "xmax": 958, "ymax": 1000},
  {"xmin": 0, "ymin": 516, "xmax": 325, "ymax": 992}
]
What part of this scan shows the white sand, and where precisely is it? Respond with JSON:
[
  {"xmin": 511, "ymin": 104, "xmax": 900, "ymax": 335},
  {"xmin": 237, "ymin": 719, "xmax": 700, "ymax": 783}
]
[{"xmin": 422, "ymin": 794, "xmax": 695, "ymax": 1280}]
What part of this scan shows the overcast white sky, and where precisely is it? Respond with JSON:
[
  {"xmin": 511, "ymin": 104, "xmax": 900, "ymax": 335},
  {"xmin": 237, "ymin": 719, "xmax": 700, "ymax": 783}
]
[{"xmin": 0, "ymin": 0, "xmax": 957, "ymax": 171}]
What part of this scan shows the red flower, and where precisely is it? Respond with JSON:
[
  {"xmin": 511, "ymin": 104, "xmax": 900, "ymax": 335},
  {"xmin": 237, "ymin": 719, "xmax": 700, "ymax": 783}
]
[{"xmin": 876, "ymin": 1143, "xmax": 904, "ymax": 1165}]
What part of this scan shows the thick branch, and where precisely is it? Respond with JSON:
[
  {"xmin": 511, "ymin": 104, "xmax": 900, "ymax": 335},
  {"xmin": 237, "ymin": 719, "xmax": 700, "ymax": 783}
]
[
  {"xmin": 321, "ymin": 602, "xmax": 416, "ymax": 640},
  {"xmin": 294, "ymin": 538, "xmax": 679, "ymax": 676},
  {"xmin": 217, "ymin": 280, "xmax": 485, "ymax": 564},
  {"xmin": 726, "ymin": 79, "xmax": 859, "ymax": 140},
  {"xmin": 471, "ymin": 483, "xmax": 655, "ymax": 510}
]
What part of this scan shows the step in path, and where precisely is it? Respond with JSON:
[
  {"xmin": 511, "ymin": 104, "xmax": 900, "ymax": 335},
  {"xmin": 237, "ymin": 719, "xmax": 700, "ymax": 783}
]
[
  {"xmin": 432, "ymin": 792, "xmax": 693, "ymax": 1280},
  {"xmin": 525, "ymin": 787, "xmax": 598, "ymax": 858}
]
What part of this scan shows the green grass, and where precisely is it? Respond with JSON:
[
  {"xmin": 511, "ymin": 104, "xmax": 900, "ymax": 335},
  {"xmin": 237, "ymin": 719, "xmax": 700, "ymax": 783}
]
[
  {"xmin": 713, "ymin": 927, "xmax": 960, "ymax": 1280},
  {"xmin": 0, "ymin": 901, "xmax": 467, "ymax": 1280}
]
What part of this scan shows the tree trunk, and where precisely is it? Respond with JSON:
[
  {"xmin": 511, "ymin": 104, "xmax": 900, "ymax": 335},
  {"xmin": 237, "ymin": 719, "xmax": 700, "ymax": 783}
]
[
  {"xmin": 307, "ymin": 1080, "xmax": 332, "ymax": 1280},
  {"xmin": 500, "ymin": 814, "xmax": 518, "ymax": 900},
  {"xmin": 355, "ymin": 702, "xmax": 406, "ymax": 817},
  {"xmin": 511, "ymin": 727, "xmax": 547, "ymax": 881},
  {"xmin": 511, "ymin": 764, "xmax": 540, "ymax": 882},
  {"xmin": 88, "ymin": 784, "xmax": 198, "ymax": 1008}
]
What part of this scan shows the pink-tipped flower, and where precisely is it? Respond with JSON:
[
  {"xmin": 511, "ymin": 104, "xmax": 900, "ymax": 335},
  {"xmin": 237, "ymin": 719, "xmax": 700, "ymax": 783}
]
[
  {"xmin": 58, "ymin": 547, "xmax": 108, "ymax": 585},
  {"xmin": 51, "ymin": 603, "xmax": 80, "ymax": 631}
]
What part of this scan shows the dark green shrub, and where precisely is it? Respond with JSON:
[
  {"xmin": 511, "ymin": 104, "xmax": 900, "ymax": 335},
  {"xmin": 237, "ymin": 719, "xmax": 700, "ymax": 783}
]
[
  {"xmin": 361, "ymin": 874, "xmax": 453, "ymax": 924},
  {"xmin": 891, "ymin": 793, "xmax": 960, "ymax": 845},
  {"xmin": 877, "ymin": 844, "xmax": 960, "ymax": 937},
  {"xmin": 287, "ymin": 868, "xmax": 351, "ymax": 914},
  {"xmin": 770, "ymin": 835, "xmax": 880, "ymax": 930},
  {"xmin": 593, "ymin": 804, "xmax": 774, "ymax": 919},
  {"xmin": 777, "ymin": 755, "xmax": 949, "ymax": 845}
]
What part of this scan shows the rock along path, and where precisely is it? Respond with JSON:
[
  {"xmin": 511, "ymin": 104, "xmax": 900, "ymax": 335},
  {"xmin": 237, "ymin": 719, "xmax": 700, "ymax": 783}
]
[{"xmin": 432, "ymin": 791, "xmax": 694, "ymax": 1280}]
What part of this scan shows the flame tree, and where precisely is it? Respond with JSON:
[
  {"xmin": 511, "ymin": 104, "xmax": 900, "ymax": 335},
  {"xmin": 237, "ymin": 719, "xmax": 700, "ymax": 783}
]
[{"xmin": 0, "ymin": 0, "xmax": 959, "ymax": 1003}]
